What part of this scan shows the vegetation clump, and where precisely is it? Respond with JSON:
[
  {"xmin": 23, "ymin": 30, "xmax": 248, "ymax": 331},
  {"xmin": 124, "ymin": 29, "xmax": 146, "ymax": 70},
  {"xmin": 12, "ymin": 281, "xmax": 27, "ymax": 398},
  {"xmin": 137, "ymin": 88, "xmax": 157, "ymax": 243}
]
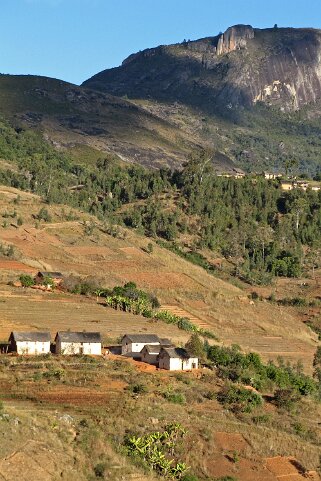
[
  {"xmin": 208, "ymin": 345, "xmax": 317, "ymax": 396},
  {"xmin": 217, "ymin": 384, "xmax": 263, "ymax": 413},
  {"xmin": 124, "ymin": 423, "xmax": 189, "ymax": 479},
  {"xmin": 0, "ymin": 116, "xmax": 320, "ymax": 287}
]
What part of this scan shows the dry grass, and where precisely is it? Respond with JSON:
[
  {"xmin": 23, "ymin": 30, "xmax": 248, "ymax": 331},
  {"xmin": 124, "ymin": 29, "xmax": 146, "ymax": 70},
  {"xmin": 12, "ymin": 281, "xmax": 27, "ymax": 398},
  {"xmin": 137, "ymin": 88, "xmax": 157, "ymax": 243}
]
[
  {"xmin": 0, "ymin": 185, "xmax": 318, "ymax": 373},
  {"xmin": 0, "ymin": 355, "xmax": 320, "ymax": 480}
]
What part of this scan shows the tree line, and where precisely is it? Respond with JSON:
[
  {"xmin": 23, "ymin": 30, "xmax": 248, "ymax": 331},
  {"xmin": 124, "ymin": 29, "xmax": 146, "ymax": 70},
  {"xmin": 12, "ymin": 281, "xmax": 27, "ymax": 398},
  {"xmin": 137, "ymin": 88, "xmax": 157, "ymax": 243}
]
[{"xmin": 1, "ymin": 119, "xmax": 321, "ymax": 284}]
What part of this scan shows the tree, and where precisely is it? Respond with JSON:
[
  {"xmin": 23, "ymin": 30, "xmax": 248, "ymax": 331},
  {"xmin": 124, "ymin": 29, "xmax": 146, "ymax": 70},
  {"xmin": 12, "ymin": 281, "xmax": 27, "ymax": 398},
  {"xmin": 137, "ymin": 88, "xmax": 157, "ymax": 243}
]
[
  {"xmin": 305, "ymin": 243, "xmax": 321, "ymax": 279},
  {"xmin": 185, "ymin": 333, "xmax": 205, "ymax": 359},
  {"xmin": 291, "ymin": 197, "xmax": 308, "ymax": 232},
  {"xmin": 255, "ymin": 225, "xmax": 273, "ymax": 266}
]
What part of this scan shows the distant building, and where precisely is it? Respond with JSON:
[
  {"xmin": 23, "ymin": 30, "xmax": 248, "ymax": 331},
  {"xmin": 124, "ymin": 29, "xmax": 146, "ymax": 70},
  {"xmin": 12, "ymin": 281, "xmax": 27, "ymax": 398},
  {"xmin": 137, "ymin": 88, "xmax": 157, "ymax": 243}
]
[
  {"xmin": 263, "ymin": 172, "xmax": 282, "ymax": 180},
  {"xmin": 121, "ymin": 334, "xmax": 172, "ymax": 359},
  {"xmin": 35, "ymin": 271, "xmax": 63, "ymax": 286},
  {"xmin": 217, "ymin": 168, "xmax": 245, "ymax": 179},
  {"xmin": 296, "ymin": 180, "xmax": 309, "ymax": 191},
  {"xmin": 9, "ymin": 331, "xmax": 51, "ymax": 355},
  {"xmin": 280, "ymin": 181, "xmax": 294, "ymax": 191},
  {"xmin": 158, "ymin": 347, "xmax": 198, "ymax": 371},
  {"xmin": 280, "ymin": 180, "xmax": 315, "ymax": 191},
  {"xmin": 55, "ymin": 331, "xmax": 102, "ymax": 355},
  {"xmin": 140, "ymin": 344, "xmax": 161, "ymax": 365}
]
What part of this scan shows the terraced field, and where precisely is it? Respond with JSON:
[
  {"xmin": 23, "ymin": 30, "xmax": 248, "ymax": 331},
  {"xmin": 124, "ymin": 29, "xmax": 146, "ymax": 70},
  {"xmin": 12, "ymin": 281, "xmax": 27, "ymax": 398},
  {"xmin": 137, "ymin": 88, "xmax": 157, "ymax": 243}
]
[
  {"xmin": 0, "ymin": 286, "xmax": 189, "ymax": 345},
  {"xmin": 0, "ymin": 186, "xmax": 318, "ymax": 373}
]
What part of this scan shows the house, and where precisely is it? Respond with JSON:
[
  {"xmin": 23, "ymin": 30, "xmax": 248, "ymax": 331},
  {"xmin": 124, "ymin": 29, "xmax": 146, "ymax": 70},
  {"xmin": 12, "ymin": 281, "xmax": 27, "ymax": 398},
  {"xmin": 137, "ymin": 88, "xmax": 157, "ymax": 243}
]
[
  {"xmin": 121, "ymin": 334, "xmax": 161, "ymax": 359},
  {"xmin": 55, "ymin": 331, "xmax": 102, "ymax": 355},
  {"xmin": 121, "ymin": 334, "xmax": 172, "ymax": 359},
  {"xmin": 280, "ymin": 181, "xmax": 294, "ymax": 191},
  {"xmin": 9, "ymin": 331, "xmax": 51, "ymax": 355},
  {"xmin": 35, "ymin": 271, "xmax": 63, "ymax": 286},
  {"xmin": 263, "ymin": 172, "xmax": 282, "ymax": 180},
  {"xmin": 158, "ymin": 347, "xmax": 198, "ymax": 371},
  {"xmin": 296, "ymin": 180, "xmax": 309, "ymax": 191},
  {"xmin": 141, "ymin": 344, "xmax": 161, "ymax": 365}
]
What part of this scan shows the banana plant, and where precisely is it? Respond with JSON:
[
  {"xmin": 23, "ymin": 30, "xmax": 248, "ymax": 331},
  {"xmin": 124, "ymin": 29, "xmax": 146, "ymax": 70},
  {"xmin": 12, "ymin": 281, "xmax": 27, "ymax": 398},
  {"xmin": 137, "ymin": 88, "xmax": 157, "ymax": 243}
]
[{"xmin": 171, "ymin": 462, "xmax": 189, "ymax": 479}]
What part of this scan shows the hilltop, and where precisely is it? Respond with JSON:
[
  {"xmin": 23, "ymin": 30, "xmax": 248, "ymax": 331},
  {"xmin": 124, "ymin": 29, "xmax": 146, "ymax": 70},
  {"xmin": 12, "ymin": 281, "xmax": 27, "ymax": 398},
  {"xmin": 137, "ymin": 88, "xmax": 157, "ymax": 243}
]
[
  {"xmin": 2, "ymin": 27, "xmax": 321, "ymax": 173},
  {"xmin": 82, "ymin": 25, "xmax": 321, "ymax": 175},
  {"xmin": 84, "ymin": 25, "xmax": 321, "ymax": 112},
  {"xmin": 0, "ymin": 74, "xmax": 197, "ymax": 170}
]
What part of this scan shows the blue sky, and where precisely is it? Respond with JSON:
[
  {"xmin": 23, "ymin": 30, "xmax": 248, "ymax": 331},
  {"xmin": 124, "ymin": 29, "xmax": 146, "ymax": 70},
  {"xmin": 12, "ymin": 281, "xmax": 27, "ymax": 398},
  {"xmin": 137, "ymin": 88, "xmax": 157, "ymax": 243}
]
[{"xmin": 1, "ymin": 0, "xmax": 321, "ymax": 85}]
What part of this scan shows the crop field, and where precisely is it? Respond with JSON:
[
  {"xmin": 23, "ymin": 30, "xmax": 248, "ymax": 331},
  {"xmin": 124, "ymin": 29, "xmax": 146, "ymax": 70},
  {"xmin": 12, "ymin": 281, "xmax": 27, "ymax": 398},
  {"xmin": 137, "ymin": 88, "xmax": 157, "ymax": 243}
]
[
  {"xmin": 0, "ymin": 286, "xmax": 189, "ymax": 344},
  {"xmin": 0, "ymin": 353, "xmax": 321, "ymax": 481},
  {"xmin": 0, "ymin": 186, "xmax": 318, "ymax": 373}
]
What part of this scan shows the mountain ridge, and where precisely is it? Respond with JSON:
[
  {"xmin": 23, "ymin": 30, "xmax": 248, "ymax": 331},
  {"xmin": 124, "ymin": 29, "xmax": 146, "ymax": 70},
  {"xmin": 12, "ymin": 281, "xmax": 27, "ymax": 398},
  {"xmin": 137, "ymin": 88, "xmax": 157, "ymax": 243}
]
[{"xmin": 83, "ymin": 24, "xmax": 321, "ymax": 113}]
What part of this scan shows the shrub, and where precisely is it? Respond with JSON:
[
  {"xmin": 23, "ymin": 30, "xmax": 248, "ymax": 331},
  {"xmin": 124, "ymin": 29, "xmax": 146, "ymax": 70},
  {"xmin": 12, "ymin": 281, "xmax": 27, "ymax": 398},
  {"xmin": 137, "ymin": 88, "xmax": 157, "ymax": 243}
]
[
  {"xmin": 181, "ymin": 475, "xmax": 199, "ymax": 481},
  {"xmin": 252, "ymin": 414, "xmax": 271, "ymax": 425},
  {"xmin": 274, "ymin": 388, "xmax": 300, "ymax": 410},
  {"xmin": 217, "ymin": 384, "xmax": 263, "ymax": 413},
  {"xmin": 36, "ymin": 207, "xmax": 51, "ymax": 222},
  {"xmin": 19, "ymin": 274, "xmax": 35, "ymax": 287},
  {"xmin": 129, "ymin": 383, "xmax": 147, "ymax": 394},
  {"xmin": 42, "ymin": 276, "xmax": 55, "ymax": 288},
  {"xmin": 163, "ymin": 389, "xmax": 186, "ymax": 404},
  {"xmin": 94, "ymin": 463, "xmax": 106, "ymax": 478}
]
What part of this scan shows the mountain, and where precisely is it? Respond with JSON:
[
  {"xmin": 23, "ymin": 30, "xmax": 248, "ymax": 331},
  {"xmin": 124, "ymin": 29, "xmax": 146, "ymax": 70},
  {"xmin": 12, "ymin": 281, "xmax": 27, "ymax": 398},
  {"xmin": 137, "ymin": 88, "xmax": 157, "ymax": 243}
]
[
  {"xmin": 2, "ymin": 26, "xmax": 321, "ymax": 175},
  {"xmin": 83, "ymin": 25, "xmax": 321, "ymax": 113},
  {"xmin": 0, "ymin": 74, "xmax": 200, "ymax": 170}
]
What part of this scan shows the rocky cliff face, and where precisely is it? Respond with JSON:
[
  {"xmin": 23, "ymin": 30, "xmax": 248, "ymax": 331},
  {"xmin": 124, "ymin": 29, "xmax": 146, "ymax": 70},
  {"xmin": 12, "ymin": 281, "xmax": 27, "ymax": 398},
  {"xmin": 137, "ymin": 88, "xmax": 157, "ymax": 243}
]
[
  {"xmin": 83, "ymin": 26, "xmax": 321, "ymax": 113},
  {"xmin": 216, "ymin": 25, "xmax": 254, "ymax": 56}
]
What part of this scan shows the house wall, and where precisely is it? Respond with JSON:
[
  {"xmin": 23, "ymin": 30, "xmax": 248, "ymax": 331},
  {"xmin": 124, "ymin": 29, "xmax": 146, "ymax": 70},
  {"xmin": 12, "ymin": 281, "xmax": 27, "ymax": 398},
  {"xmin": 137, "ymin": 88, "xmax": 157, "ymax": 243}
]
[
  {"xmin": 141, "ymin": 350, "xmax": 159, "ymax": 365},
  {"xmin": 56, "ymin": 340, "xmax": 101, "ymax": 355},
  {"xmin": 281, "ymin": 183, "xmax": 293, "ymax": 191},
  {"xmin": 159, "ymin": 355, "xmax": 198, "ymax": 371},
  {"xmin": 16, "ymin": 341, "xmax": 50, "ymax": 355},
  {"xmin": 121, "ymin": 338, "xmax": 159, "ymax": 355}
]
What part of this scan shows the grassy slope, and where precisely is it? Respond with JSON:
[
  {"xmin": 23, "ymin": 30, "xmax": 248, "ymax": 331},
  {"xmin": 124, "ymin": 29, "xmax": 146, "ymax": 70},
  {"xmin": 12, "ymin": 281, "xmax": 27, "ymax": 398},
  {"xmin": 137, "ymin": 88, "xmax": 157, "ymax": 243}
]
[
  {"xmin": 0, "ymin": 187, "xmax": 319, "ymax": 480},
  {"xmin": 0, "ymin": 185, "xmax": 318, "ymax": 372},
  {"xmin": 1, "ymin": 72, "xmax": 321, "ymax": 175},
  {"xmin": 0, "ymin": 75, "xmax": 197, "ymax": 170},
  {"xmin": 1, "ymin": 355, "xmax": 321, "ymax": 481}
]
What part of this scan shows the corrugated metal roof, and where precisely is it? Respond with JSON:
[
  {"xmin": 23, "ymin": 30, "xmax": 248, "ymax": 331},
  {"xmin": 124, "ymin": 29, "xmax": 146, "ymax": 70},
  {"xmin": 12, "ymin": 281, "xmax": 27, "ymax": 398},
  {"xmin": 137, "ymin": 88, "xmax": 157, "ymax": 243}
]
[
  {"xmin": 142, "ymin": 344, "xmax": 161, "ymax": 354},
  {"xmin": 10, "ymin": 331, "xmax": 51, "ymax": 342},
  {"xmin": 123, "ymin": 334, "xmax": 160, "ymax": 343},
  {"xmin": 160, "ymin": 347, "xmax": 191, "ymax": 359},
  {"xmin": 55, "ymin": 332, "xmax": 101, "ymax": 343},
  {"xmin": 37, "ymin": 272, "xmax": 63, "ymax": 278}
]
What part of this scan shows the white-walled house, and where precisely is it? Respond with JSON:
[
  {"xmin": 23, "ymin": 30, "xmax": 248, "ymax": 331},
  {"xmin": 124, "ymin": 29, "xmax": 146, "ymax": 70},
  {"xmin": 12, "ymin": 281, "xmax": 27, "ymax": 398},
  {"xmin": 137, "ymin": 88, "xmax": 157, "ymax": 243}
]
[
  {"xmin": 141, "ymin": 344, "xmax": 161, "ymax": 365},
  {"xmin": 158, "ymin": 347, "xmax": 198, "ymax": 371},
  {"xmin": 9, "ymin": 331, "xmax": 51, "ymax": 355},
  {"xmin": 121, "ymin": 334, "xmax": 161, "ymax": 358},
  {"xmin": 55, "ymin": 332, "xmax": 102, "ymax": 355}
]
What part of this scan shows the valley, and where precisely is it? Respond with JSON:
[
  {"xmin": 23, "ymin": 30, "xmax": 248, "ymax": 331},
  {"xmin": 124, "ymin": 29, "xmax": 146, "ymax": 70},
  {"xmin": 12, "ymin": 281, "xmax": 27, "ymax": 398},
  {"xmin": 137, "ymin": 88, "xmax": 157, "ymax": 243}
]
[{"xmin": 1, "ymin": 19, "xmax": 321, "ymax": 481}]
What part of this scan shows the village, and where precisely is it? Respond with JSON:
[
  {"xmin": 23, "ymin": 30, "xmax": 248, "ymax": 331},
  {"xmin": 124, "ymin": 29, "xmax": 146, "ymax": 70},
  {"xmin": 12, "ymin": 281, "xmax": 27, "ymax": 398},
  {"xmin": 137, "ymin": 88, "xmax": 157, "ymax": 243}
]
[
  {"xmin": 5, "ymin": 331, "xmax": 199, "ymax": 371},
  {"xmin": 3, "ymin": 271, "xmax": 200, "ymax": 372},
  {"xmin": 217, "ymin": 169, "xmax": 321, "ymax": 191}
]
